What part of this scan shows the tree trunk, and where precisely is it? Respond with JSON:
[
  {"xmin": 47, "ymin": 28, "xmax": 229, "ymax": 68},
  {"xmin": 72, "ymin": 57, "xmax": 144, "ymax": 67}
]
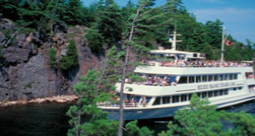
[{"xmin": 118, "ymin": 4, "xmax": 146, "ymax": 136}]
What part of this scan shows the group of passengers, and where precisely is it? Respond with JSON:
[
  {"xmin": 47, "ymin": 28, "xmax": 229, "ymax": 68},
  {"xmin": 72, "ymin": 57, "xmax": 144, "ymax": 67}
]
[
  {"xmin": 125, "ymin": 76, "xmax": 177, "ymax": 86},
  {"xmin": 125, "ymin": 99, "xmax": 138, "ymax": 107},
  {"xmin": 143, "ymin": 60, "xmax": 250, "ymax": 68}
]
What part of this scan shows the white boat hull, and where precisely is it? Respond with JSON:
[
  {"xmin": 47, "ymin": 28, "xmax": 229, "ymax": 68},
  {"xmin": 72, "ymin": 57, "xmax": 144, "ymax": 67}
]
[{"xmin": 103, "ymin": 93, "xmax": 255, "ymax": 121}]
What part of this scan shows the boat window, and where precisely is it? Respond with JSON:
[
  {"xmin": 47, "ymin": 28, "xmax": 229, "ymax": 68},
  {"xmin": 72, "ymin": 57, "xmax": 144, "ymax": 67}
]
[
  {"xmin": 214, "ymin": 90, "xmax": 219, "ymax": 96},
  {"xmin": 219, "ymin": 75, "xmax": 224, "ymax": 81},
  {"xmin": 202, "ymin": 92, "xmax": 207, "ymax": 98},
  {"xmin": 177, "ymin": 54, "xmax": 185, "ymax": 60},
  {"xmin": 219, "ymin": 90, "xmax": 224, "ymax": 96},
  {"xmin": 238, "ymin": 87, "xmax": 242, "ymax": 90},
  {"xmin": 179, "ymin": 76, "xmax": 188, "ymax": 84},
  {"xmin": 168, "ymin": 76, "xmax": 177, "ymax": 84},
  {"xmin": 181, "ymin": 94, "xmax": 187, "ymax": 102},
  {"xmin": 189, "ymin": 76, "xmax": 195, "ymax": 83},
  {"xmin": 141, "ymin": 96, "xmax": 151, "ymax": 105},
  {"xmin": 224, "ymin": 75, "xmax": 228, "ymax": 80},
  {"xmin": 163, "ymin": 96, "xmax": 170, "ymax": 104},
  {"xmin": 202, "ymin": 75, "xmax": 207, "ymax": 82},
  {"xmin": 126, "ymin": 94, "xmax": 132, "ymax": 101},
  {"xmin": 134, "ymin": 96, "xmax": 141, "ymax": 103},
  {"xmin": 188, "ymin": 94, "xmax": 192, "ymax": 100},
  {"xmin": 224, "ymin": 89, "xmax": 228, "ymax": 95},
  {"xmin": 214, "ymin": 75, "xmax": 218, "ymax": 81},
  {"xmin": 208, "ymin": 75, "xmax": 213, "ymax": 82},
  {"xmin": 172, "ymin": 95, "xmax": 179, "ymax": 103},
  {"xmin": 234, "ymin": 74, "xmax": 237, "ymax": 80},
  {"xmin": 208, "ymin": 91, "xmax": 213, "ymax": 97},
  {"xmin": 146, "ymin": 97, "xmax": 151, "ymax": 103},
  {"xmin": 193, "ymin": 53, "xmax": 197, "ymax": 57},
  {"xmin": 153, "ymin": 97, "xmax": 161, "ymax": 105},
  {"xmin": 229, "ymin": 74, "xmax": 233, "ymax": 80},
  {"xmin": 196, "ymin": 76, "xmax": 201, "ymax": 83}
]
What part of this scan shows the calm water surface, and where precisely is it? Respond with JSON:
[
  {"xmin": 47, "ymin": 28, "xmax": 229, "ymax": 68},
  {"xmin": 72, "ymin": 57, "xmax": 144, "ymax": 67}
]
[{"xmin": 0, "ymin": 101, "xmax": 254, "ymax": 136}]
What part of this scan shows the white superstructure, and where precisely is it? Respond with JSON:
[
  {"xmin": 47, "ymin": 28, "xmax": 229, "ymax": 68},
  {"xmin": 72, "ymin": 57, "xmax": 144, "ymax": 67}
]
[{"xmin": 99, "ymin": 31, "xmax": 255, "ymax": 121}]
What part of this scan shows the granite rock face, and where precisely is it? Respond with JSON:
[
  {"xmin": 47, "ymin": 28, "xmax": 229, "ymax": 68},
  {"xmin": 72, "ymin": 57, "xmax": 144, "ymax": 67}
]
[
  {"xmin": 0, "ymin": 53, "xmax": 57, "ymax": 101},
  {"xmin": 0, "ymin": 22, "xmax": 100, "ymax": 101}
]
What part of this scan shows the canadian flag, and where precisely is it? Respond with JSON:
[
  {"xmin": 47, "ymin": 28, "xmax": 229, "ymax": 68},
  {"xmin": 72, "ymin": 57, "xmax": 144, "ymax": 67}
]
[{"xmin": 225, "ymin": 39, "xmax": 232, "ymax": 46}]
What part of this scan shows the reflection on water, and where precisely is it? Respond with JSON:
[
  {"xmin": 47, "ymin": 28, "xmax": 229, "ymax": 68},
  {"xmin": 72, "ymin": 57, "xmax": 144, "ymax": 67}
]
[{"xmin": 0, "ymin": 101, "xmax": 254, "ymax": 136}]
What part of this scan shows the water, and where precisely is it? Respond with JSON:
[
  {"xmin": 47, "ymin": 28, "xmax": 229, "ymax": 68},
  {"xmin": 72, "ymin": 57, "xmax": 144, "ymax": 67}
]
[
  {"xmin": 0, "ymin": 101, "xmax": 255, "ymax": 136},
  {"xmin": 0, "ymin": 103, "xmax": 73, "ymax": 136}
]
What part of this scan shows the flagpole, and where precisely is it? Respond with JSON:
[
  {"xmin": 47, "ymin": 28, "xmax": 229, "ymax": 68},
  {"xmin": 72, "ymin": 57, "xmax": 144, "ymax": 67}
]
[{"xmin": 221, "ymin": 27, "xmax": 225, "ymax": 63}]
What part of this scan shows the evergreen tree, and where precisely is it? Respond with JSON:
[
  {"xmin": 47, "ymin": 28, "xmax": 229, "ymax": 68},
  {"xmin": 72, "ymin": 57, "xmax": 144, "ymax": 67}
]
[
  {"xmin": 0, "ymin": 0, "xmax": 21, "ymax": 21},
  {"xmin": 48, "ymin": 47, "xmax": 57, "ymax": 68},
  {"xmin": 226, "ymin": 111, "xmax": 255, "ymax": 136},
  {"xmin": 60, "ymin": 39, "xmax": 78, "ymax": 70},
  {"xmin": 159, "ymin": 94, "xmax": 255, "ymax": 136},
  {"xmin": 205, "ymin": 19, "xmax": 223, "ymax": 49},
  {"xmin": 97, "ymin": 0, "xmax": 123, "ymax": 48},
  {"xmin": 159, "ymin": 94, "xmax": 230, "ymax": 136},
  {"xmin": 67, "ymin": 69, "xmax": 153, "ymax": 136},
  {"xmin": 66, "ymin": 70, "xmax": 117, "ymax": 136},
  {"xmin": 86, "ymin": 26, "xmax": 104, "ymax": 53},
  {"xmin": 62, "ymin": 0, "xmax": 85, "ymax": 25},
  {"xmin": 124, "ymin": 120, "xmax": 153, "ymax": 136}
]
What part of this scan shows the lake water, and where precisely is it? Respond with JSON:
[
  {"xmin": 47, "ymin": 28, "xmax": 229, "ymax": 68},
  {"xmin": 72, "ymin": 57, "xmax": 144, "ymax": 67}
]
[{"xmin": 0, "ymin": 101, "xmax": 254, "ymax": 136}]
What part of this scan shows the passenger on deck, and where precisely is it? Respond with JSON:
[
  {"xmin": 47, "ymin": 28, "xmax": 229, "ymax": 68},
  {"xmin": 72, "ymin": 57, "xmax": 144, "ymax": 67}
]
[
  {"xmin": 125, "ymin": 78, "xmax": 129, "ymax": 84},
  {"xmin": 171, "ymin": 80, "xmax": 177, "ymax": 86},
  {"xmin": 146, "ymin": 77, "xmax": 152, "ymax": 85}
]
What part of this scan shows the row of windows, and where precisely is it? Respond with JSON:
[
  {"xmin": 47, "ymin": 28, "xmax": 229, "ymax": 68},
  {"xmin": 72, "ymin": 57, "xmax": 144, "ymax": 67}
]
[
  {"xmin": 153, "ymin": 89, "xmax": 230, "ymax": 105},
  {"xmin": 179, "ymin": 74, "xmax": 238, "ymax": 84}
]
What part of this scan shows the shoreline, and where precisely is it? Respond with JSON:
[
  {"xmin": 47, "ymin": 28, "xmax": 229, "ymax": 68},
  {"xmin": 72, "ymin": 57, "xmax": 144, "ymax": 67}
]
[{"xmin": 0, "ymin": 95, "xmax": 78, "ymax": 107}]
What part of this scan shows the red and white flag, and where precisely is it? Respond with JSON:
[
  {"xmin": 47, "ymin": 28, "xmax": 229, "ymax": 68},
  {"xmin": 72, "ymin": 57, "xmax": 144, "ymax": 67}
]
[{"xmin": 225, "ymin": 39, "xmax": 232, "ymax": 46}]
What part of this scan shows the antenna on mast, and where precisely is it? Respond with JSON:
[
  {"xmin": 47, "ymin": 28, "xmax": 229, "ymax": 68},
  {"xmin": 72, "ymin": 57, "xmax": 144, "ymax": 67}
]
[{"xmin": 169, "ymin": 30, "xmax": 182, "ymax": 51}]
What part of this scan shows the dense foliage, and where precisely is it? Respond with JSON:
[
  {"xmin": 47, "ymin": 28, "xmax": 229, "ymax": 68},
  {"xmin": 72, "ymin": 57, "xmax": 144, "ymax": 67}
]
[
  {"xmin": 48, "ymin": 47, "xmax": 57, "ymax": 68},
  {"xmin": 159, "ymin": 94, "xmax": 255, "ymax": 136},
  {"xmin": 66, "ymin": 70, "xmax": 153, "ymax": 136},
  {"xmin": 1, "ymin": 0, "xmax": 255, "ymax": 135},
  {"xmin": 60, "ymin": 39, "xmax": 78, "ymax": 70},
  {"xmin": 1, "ymin": 0, "xmax": 254, "ymax": 61}
]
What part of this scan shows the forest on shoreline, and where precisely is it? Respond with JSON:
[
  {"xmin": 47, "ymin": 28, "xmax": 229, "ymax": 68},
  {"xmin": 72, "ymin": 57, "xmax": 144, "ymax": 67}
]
[{"xmin": 1, "ymin": 0, "xmax": 255, "ymax": 136}]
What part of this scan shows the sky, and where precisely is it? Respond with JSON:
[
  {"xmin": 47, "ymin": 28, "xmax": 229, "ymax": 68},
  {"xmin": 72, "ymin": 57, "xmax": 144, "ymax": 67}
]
[{"xmin": 81, "ymin": 0, "xmax": 255, "ymax": 44}]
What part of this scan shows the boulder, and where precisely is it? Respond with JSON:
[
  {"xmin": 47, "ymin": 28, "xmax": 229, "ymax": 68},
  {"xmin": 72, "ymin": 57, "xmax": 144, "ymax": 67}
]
[
  {"xmin": 4, "ymin": 47, "xmax": 31, "ymax": 63},
  {"xmin": 12, "ymin": 34, "xmax": 27, "ymax": 48}
]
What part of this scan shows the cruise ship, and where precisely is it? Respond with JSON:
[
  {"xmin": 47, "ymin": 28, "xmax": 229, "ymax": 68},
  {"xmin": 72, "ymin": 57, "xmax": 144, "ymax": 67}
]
[{"xmin": 98, "ymin": 31, "xmax": 255, "ymax": 120}]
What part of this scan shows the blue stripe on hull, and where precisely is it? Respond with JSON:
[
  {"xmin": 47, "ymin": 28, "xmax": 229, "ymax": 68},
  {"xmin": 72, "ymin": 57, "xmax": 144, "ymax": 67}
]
[{"xmin": 106, "ymin": 106, "xmax": 185, "ymax": 121}]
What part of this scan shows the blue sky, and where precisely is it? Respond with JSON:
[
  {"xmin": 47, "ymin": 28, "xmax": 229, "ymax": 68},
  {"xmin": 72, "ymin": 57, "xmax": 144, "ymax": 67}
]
[{"xmin": 81, "ymin": 0, "xmax": 255, "ymax": 44}]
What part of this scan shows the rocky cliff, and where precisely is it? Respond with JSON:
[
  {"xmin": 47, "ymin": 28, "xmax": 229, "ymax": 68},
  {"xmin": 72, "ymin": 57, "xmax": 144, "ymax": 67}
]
[{"xmin": 0, "ymin": 20, "xmax": 101, "ymax": 102}]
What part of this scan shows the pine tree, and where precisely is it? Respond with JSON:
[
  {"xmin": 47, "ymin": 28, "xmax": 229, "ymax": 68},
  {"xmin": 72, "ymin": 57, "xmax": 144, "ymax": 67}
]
[
  {"xmin": 159, "ymin": 94, "xmax": 232, "ymax": 136},
  {"xmin": 66, "ymin": 70, "xmax": 117, "ymax": 136},
  {"xmin": 67, "ymin": 69, "xmax": 153, "ymax": 136},
  {"xmin": 48, "ymin": 47, "xmax": 57, "ymax": 68},
  {"xmin": 60, "ymin": 39, "xmax": 78, "ymax": 70},
  {"xmin": 86, "ymin": 26, "xmax": 104, "ymax": 53},
  {"xmin": 97, "ymin": 0, "xmax": 123, "ymax": 48},
  {"xmin": 63, "ymin": 0, "xmax": 85, "ymax": 25}
]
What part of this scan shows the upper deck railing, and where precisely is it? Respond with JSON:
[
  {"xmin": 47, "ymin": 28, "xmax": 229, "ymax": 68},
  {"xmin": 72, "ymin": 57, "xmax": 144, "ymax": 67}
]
[{"xmin": 142, "ymin": 60, "xmax": 251, "ymax": 68}]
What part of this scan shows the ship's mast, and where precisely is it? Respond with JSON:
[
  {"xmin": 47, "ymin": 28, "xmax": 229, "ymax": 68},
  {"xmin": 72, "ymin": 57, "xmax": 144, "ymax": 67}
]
[
  {"xmin": 169, "ymin": 31, "xmax": 182, "ymax": 50},
  {"xmin": 221, "ymin": 27, "xmax": 225, "ymax": 63}
]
